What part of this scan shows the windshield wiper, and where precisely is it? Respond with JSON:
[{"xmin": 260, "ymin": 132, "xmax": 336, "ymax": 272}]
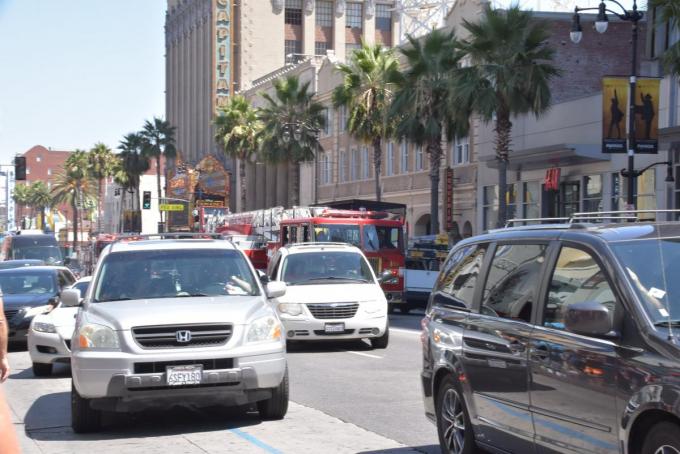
[
  {"xmin": 96, "ymin": 297, "xmax": 132, "ymax": 302},
  {"xmin": 301, "ymin": 277, "xmax": 370, "ymax": 283},
  {"xmin": 176, "ymin": 293, "xmax": 209, "ymax": 297},
  {"xmin": 654, "ymin": 320, "xmax": 680, "ymax": 327}
]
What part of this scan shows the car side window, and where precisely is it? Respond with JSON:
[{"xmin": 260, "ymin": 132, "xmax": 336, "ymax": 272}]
[
  {"xmin": 481, "ymin": 244, "xmax": 547, "ymax": 323},
  {"xmin": 543, "ymin": 246, "xmax": 617, "ymax": 331},
  {"xmin": 431, "ymin": 244, "xmax": 487, "ymax": 310}
]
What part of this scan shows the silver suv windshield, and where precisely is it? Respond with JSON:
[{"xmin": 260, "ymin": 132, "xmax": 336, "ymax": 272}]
[
  {"xmin": 93, "ymin": 249, "xmax": 259, "ymax": 302},
  {"xmin": 611, "ymin": 238, "xmax": 680, "ymax": 324},
  {"xmin": 281, "ymin": 251, "xmax": 373, "ymax": 285}
]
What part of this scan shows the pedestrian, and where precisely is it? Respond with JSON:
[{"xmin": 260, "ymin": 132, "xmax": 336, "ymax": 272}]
[{"xmin": 0, "ymin": 288, "xmax": 20, "ymax": 454}]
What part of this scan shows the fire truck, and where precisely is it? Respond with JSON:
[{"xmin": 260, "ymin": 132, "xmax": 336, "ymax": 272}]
[{"xmin": 217, "ymin": 206, "xmax": 406, "ymax": 308}]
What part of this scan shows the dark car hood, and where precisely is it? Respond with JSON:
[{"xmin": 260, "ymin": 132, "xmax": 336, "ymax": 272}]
[{"xmin": 3, "ymin": 293, "xmax": 55, "ymax": 308}]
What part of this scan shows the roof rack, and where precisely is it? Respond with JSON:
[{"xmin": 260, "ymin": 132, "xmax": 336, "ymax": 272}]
[
  {"xmin": 111, "ymin": 232, "xmax": 225, "ymax": 245},
  {"xmin": 503, "ymin": 209, "xmax": 680, "ymax": 230},
  {"xmin": 286, "ymin": 242, "xmax": 353, "ymax": 248},
  {"xmin": 505, "ymin": 217, "xmax": 570, "ymax": 227}
]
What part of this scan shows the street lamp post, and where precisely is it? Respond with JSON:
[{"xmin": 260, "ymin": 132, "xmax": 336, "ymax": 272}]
[{"xmin": 571, "ymin": 0, "xmax": 644, "ymax": 209}]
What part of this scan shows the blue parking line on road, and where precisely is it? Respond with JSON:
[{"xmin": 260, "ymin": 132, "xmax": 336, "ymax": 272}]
[{"xmin": 230, "ymin": 428, "xmax": 284, "ymax": 454}]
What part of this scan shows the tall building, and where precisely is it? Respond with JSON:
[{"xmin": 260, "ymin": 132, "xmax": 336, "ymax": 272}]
[{"xmin": 165, "ymin": 0, "xmax": 400, "ymax": 179}]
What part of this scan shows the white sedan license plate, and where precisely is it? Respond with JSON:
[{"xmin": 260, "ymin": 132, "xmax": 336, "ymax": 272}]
[
  {"xmin": 166, "ymin": 365, "xmax": 203, "ymax": 386},
  {"xmin": 324, "ymin": 323, "xmax": 345, "ymax": 333}
]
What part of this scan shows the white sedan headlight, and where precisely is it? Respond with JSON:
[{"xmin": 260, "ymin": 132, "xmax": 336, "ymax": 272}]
[
  {"xmin": 32, "ymin": 322, "xmax": 57, "ymax": 333},
  {"xmin": 278, "ymin": 303, "xmax": 303, "ymax": 316},
  {"xmin": 362, "ymin": 300, "xmax": 384, "ymax": 314},
  {"xmin": 247, "ymin": 316, "xmax": 282, "ymax": 344},
  {"xmin": 22, "ymin": 305, "xmax": 51, "ymax": 318},
  {"xmin": 77, "ymin": 323, "xmax": 120, "ymax": 350}
]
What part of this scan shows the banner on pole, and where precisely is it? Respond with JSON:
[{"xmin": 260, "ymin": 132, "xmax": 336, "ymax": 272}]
[
  {"xmin": 602, "ymin": 77, "xmax": 628, "ymax": 153},
  {"xmin": 634, "ymin": 78, "xmax": 660, "ymax": 154}
]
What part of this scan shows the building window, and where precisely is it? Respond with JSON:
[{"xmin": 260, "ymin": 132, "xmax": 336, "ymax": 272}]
[
  {"xmin": 361, "ymin": 147, "xmax": 370, "ymax": 179},
  {"xmin": 507, "ymin": 184, "xmax": 517, "ymax": 221},
  {"xmin": 400, "ymin": 142, "xmax": 408, "ymax": 173},
  {"xmin": 316, "ymin": 0, "xmax": 333, "ymax": 27},
  {"xmin": 583, "ymin": 174, "xmax": 603, "ymax": 212},
  {"xmin": 452, "ymin": 137, "xmax": 469, "ymax": 165},
  {"xmin": 346, "ymin": 43, "xmax": 362, "ymax": 56},
  {"xmin": 346, "ymin": 2, "xmax": 362, "ymax": 29},
  {"xmin": 338, "ymin": 105, "xmax": 347, "ymax": 132},
  {"xmin": 321, "ymin": 107, "xmax": 333, "ymax": 136},
  {"xmin": 315, "ymin": 41, "xmax": 329, "ymax": 55},
  {"xmin": 339, "ymin": 150, "xmax": 347, "ymax": 182},
  {"xmin": 522, "ymin": 182, "xmax": 540, "ymax": 222},
  {"xmin": 483, "ymin": 185, "xmax": 498, "ymax": 231},
  {"xmin": 285, "ymin": 0, "xmax": 303, "ymax": 25},
  {"xmin": 375, "ymin": 4, "xmax": 391, "ymax": 31},
  {"xmin": 415, "ymin": 146, "xmax": 424, "ymax": 171},
  {"xmin": 47, "ymin": 181, "xmax": 51, "ymax": 190},
  {"xmin": 386, "ymin": 142, "xmax": 394, "ymax": 176},
  {"xmin": 350, "ymin": 148, "xmax": 358, "ymax": 181},
  {"xmin": 284, "ymin": 40, "xmax": 302, "ymax": 61},
  {"xmin": 47, "ymin": 168, "xmax": 52, "ymax": 176},
  {"xmin": 36, "ymin": 156, "xmax": 41, "ymax": 162}
]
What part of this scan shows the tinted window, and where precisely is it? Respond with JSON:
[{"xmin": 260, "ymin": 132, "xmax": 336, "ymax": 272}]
[
  {"xmin": 94, "ymin": 249, "xmax": 259, "ymax": 302},
  {"xmin": 432, "ymin": 244, "xmax": 487, "ymax": 310},
  {"xmin": 544, "ymin": 247, "xmax": 617, "ymax": 330},
  {"xmin": 481, "ymin": 244, "xmax": 547, "ymax": 322}
]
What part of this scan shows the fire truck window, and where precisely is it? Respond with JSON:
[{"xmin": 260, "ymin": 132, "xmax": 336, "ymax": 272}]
[
  {"xmin": 364, "ymin": 225, "xmax": 401, "ymax": 251},
  {"xmin": 282, "ymin": 227, "xmax": 289, "ymax": 245},
  {"xmin": 302, "ymin": 225, "xmax": 311, "ymax": 242},
  {"xmin": 314, "ymin": 225, "xmax": 360, "ymax": 246},
  {"xmin": 290, "ymin": 226, "xmax": 298, "ymax": 244}
]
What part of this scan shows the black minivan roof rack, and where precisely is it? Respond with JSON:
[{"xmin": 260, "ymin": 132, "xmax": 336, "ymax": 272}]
[{"xmin": 503, "ymin": 209, "xmax": 680, "ymax": 229}]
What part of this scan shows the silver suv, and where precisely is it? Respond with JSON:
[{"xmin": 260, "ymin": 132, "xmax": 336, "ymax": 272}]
[{"xmin": 63, "ymin": 235, "xmax": 288, "ymax": 433}]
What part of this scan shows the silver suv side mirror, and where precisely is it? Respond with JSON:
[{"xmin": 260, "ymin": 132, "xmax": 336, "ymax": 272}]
[
  {"xmin": 265, "ymin": 281, "xmax": 286, "ymax": 299},
  {"xmin": 61, "ymin": 288, "xmax": 81, "ymax": 307}
]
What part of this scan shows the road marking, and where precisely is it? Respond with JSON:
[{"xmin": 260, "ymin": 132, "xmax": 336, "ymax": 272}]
[
  {"xmin": 390, "ymin": 327, "xmax": 421, "ymax": 335},
  {"xmin": 229, "ymin": 428, "xmax": 283, "ymax": 454},
  {"xmin": 343, "ymin": 350, "xmax": 383, "ymax": 359}
]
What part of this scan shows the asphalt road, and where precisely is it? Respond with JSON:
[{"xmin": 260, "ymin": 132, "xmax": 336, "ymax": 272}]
[{"xmin": 3, "ymin": 310, "xmax": 440, "ymax": 454}]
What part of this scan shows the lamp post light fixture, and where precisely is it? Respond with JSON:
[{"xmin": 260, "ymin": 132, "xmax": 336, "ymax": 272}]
[
  {"xmin": 620, "ymin": 160, "xmax": 675, "ymax": 184},
  {"xmin": 281, "ymin": 121, "xmax": 321, "ymax": 144},
  {"xmin": 570, "ymin": 0, "xmax": 644, "ymax": 210}
]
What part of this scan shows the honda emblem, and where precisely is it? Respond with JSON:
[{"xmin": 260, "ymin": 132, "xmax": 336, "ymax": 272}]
[{"xmin": 176, "ymin": 330, "xmax": 192, "ymax": 343}]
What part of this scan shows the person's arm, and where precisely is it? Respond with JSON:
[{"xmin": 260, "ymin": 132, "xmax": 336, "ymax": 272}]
[{"xmin": 0, "ymin": 295, "xmax": 8, "ymax": 382}]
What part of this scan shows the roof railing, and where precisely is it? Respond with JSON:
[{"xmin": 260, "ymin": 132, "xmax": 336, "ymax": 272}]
[
  {"xmin": 503, "ymin": 209, "xmax": 680, "ymax": 229},
  {"xmin": 286, "ymin": 242, "xmax": 353, "ymax": 248},
  {"xmin": 504, "ymin": 217, "xmax": 570, "ymax": 227},
  {"xmin": 110, "ymin": 232, "xmax": 226, "ymax": 245}
]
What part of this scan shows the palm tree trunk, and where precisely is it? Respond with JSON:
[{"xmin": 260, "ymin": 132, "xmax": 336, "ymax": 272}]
[
  {"xmin": 495, "ymin": 109, "xmax": 512, "ymax": 228},
  {"xmin": 428, "ymin": 142, "xmax": 442, "ymax": 235},
  {"xmin": 239, "ymin": 160, "xmax": 247, "ymax": 212},
  {"xmin": 71, "ymin": 197, "xmax": 79, "ymax": 256},
  {"xmin": 156, "ymin": 155, "xmax": 163, "ymax": 225},
  {"xmin": 372, "ymin": 138, "xmax": 382, "ymax": 202},
  {"xmin": 97, "ymin": 178, "xmax": 102, "ymax": 233},
  {"xmin": 119, "ymin": 189, "xmax": 126, "ymax": 233}
]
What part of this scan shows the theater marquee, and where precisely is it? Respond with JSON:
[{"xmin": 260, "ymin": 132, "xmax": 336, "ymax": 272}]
[{"xmin": 214, "ymin": 0, "xmax": 232, "ymax": 112}]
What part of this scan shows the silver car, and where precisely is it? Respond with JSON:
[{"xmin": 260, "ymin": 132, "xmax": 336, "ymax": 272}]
[{"xmin": 65, "ymin": 236, "xmax": 288, "ymax": 433}]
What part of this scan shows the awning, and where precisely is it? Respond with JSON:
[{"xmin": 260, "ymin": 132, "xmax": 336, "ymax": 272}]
[{"xmin": 479, "ymin": 143, "xmax": 610, "ymax": 171}]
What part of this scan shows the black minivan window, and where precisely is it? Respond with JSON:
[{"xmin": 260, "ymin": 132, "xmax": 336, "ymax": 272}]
[
  {"xmin": 481, "ymin": 244, "xmax": 546, "ymax": 322},
  {"xmin": 544, "ymin": 247, "xmax": 616, "ymax": 330},
  {"xmin": 433, "ymin": 244, "xmax": 486, "ymax": 310}
]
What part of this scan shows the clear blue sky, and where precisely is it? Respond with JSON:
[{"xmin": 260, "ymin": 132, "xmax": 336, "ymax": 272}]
[{"xmin": 0, "ymin": 0, "xmax": 166, "ymax": 163}]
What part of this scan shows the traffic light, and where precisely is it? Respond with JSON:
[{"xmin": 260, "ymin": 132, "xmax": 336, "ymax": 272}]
[
  {"xmin": 14, "ymin": 156, "xmax": 26, "ymax": 181},
  {"xmin": 142, "ymin": 191, "xmax": 151, "ymax": 209}
]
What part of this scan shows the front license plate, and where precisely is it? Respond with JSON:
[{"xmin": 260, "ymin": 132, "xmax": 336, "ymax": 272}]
[
  {"xmin": 324, "ymin": 322, "xmax": 345, "ymax": 333},
  {"xmin": 166, "ymin": 365, "xmax": 203, "ymax": 386}
]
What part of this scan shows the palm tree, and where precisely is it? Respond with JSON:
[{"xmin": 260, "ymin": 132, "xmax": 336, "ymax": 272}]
[
  {"xmin": 650, "ymin": 0, "xmax": 680, "ymax": 77},
  {"xmin": 140, "ymin": 118, "xmax": 176, "ymax": 222},
  {"xmin": 214, "ymin": 95, "xmax": 262, "ymax": 211},
  {"xmin": 88, "ymin": 142, "xmax": 115, "ymax": 232},
  {"xmin": 453, "ymin": 5, "xmax": 560, "ymax": 227},
  {"xmin": 52, "ymin": 150, "xmax": 93, "ymax": 250},
  {"xmin": 12, "ymin": 183, "xmax": 30, "ymax": 228},
  {"xmin": 332, "ymin": 43, "xmax": 400, "ymax": 201},
  {"xmin": 391, "ymin": 30, "xmax": 470, "ymax": 235},
  {"xmin": 118, "ymin": 133, "xmax": 150, "ymax": 231},
  {"xmin": 27, "ymin": 181, "xmax": 52, "ymax": 230},
  {"xmin": 258, "ymin": 75, "xmax": 326, "ymax": 206}
]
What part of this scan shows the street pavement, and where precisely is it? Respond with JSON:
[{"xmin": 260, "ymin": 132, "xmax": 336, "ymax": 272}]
[{"xmin": 3, "ymin": 310, "xmax": 440, "ymax": 454}]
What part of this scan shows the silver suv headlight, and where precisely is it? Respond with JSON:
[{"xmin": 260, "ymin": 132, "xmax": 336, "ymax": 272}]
[
  {"xmin": 77, "ymin": 323, "xmax": 120, "ymax": 350},
  {"xmin": 247, "ymin": 316, "xmax": 282, "ymax": 344}
]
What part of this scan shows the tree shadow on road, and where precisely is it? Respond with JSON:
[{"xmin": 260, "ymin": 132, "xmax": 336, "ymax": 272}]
[
  {"xmin": 358, "ymin": 445, "xmax": 440, "ymax": 454},
  {"xmin": 24, "ymin": 391, "xmax": 263, "ymax": 442}
]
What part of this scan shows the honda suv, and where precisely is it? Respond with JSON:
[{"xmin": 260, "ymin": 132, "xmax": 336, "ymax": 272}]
[
  {"xmin": 65, "ymin": 235, "xmax": 288, "ymax": 433},
  {"xmin": 422, "ymin": 221, "xmax": 680, "ymax": 454}
]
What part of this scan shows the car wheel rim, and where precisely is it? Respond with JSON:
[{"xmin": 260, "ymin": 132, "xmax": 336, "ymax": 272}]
[
  {"xmin": 441, "ymin": 388, "xmax": 466, "ymax": 454},
  {"xmin": 655, "ymin": 446, "xmax": 680, "ymax": 454}
]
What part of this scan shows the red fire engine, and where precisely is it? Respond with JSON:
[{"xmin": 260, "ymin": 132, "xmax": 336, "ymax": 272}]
[{"xmin": 218, "ymin": 206, "xmax": 406, "ymax": 307}]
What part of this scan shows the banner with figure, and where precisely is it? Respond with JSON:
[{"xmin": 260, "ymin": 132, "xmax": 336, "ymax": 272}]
[
  {"xmin": 602, "ymin": 77, "xmax": 628, "ymax": 153},
  {"xmin": 634, "ymin": 78, "xmax": 660, "ymax": 154}
]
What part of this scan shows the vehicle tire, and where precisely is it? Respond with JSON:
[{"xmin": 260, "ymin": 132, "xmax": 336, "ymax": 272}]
[
  {"xmin": 257, "ymin": 367, "xmax": 289, "ymax": 420},
  {"xmin": 388, "ymin": 304, "xmax": 396, "ymax": 314},
  {"xmin": 71, "ymin": 382, "xmax": 102, "ymax": 433},
  {"xmin": 641, "ymin": 421, "xmax": 680, "ymax": 454},
  {"xmin": 436, "ymin": 375, "xmax": 478, "ymax": 454},
  {"xmin": 32, "ymin": 362, "xmax": 53, "ymax": 377},
  {"xmin": 399, "ymin": 304, "xmax": 412, "ymax": 315},
  {"xmin": 371, "ymin": 326, "xmax": 389, "ymax": 349}
]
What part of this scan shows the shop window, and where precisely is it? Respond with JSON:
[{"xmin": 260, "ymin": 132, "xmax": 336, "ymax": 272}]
[
  {"xmin": 522, "ymin": 182, "xmax": 540, "ymax": 222},
  {"xmin": 583, "ymin": 174, "xmax": 603, "ymax": 213}
]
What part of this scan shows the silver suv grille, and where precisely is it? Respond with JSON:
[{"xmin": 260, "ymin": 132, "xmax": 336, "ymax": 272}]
[
  {"xmin": 132, "ymin": 324, "xmax": 232, "ymax": 348},
  {"xmin": 306, "ymin": 303, "xmax": 359, "ymax": 319}
]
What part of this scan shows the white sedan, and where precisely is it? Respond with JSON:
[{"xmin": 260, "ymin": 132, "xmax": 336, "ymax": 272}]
[{"xmin": 27, "ymin": 276, "xmax": 91, "ymax": 376}]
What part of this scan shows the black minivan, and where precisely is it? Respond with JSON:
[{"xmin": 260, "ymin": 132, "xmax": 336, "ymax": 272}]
[
  {"xmin": 421, "ymin": 222, "xmax": 680, "ymax": 454},
  {"xmin": 1, "ymin": 233, "xmax": 63, "ymax": 265}
]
